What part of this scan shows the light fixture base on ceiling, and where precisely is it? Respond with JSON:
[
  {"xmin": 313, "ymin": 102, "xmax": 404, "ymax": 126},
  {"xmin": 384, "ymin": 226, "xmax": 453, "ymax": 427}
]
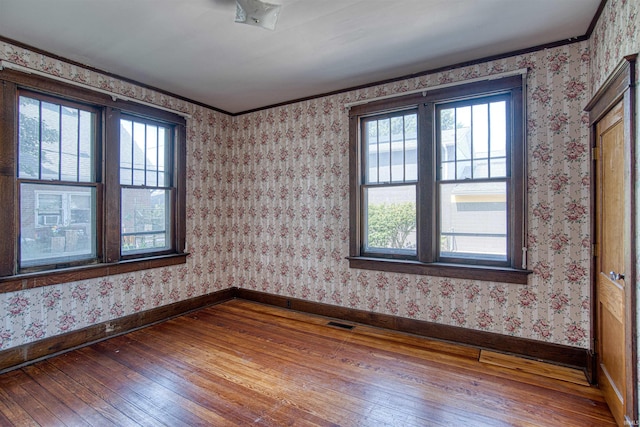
[{"xmin": 235, "ymin": 0, "xmax": 281, "ymax": 31}]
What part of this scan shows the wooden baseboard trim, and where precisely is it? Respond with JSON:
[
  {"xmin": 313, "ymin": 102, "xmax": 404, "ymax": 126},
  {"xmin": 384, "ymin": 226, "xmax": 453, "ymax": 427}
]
[
  {"xmin": 236, "ymin": 289, "xmax": 590, "ymax": 371},
  {"xmin": 0, "ymin": 286, "xmax": 591, "ymax": 375},
  {"xmin": 479, "ymin": 350, "xmax": 589, "ymax": 386},
  {"xmin": 585, "ymin": 349, "xmax": 597, "ymax": 385},
  {"xmin": 0, "ymin": 288, "xmax": 235, "ymax": 373}
]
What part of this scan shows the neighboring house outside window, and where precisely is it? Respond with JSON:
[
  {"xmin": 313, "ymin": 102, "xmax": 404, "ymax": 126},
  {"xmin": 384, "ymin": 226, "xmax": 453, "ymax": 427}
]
[
  {"xmin": 17, "ymin": 92, "xmax": 98, "ymax": 268},
  {"xmin": 348, "ymin": 76, "xmax": 530, "ymax": 283},
  {"xmin": 0, "ymin": 70, "xmax": 187, "ymax": 284},
  {"xmin": 119, "ymin": 116, "xmax": 172, "ymax": 255}
]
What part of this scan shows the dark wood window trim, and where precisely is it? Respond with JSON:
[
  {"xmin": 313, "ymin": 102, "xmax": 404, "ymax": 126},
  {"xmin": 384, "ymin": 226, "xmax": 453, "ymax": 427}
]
[
  {"xmin": 0, "ymin": 253, "xmax": 189, "ymax": 294},
  {"xmin": 0, "ymin": 69, "xmax": 187, "ymax": 292},
  {"xmin": 349, "ymin": 76, "xmax": 531, "ymax": 284}
]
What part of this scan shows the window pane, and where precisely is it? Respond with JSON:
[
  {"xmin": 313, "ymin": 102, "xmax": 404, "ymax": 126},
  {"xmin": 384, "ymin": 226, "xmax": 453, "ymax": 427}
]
[
  {"xmin": 472, "ymin": 104, "xmax": 489, "ymax": 158},
  {"xmin": 455, "ymin": 106, "xmax": 471, "ymax": 162},
  {"xmin": 120, "ymin": 119, "xmax": 133, "ymax": 185},
  {"xmin": 490, "ymin": 101, "xmax": 506, "ymax": 158},
  {"xmin": 472, "ymin": 104, "xmax": 489, "ymax": 179},
  {"xmin": 441, "ymin": 161, "xmax": 456, "ymax": 180},
  {"xmin": 378, "ymin": 118, "xmax": 390, "ymax": 182},
  {"xmin": 390, "ymin": 116, "xmax": 404, "ymax": 181},
  {"xmin": 133, "ymin": 122, "xmax": 146, "ymax": 185},
  {"xmin": 20, "ymin": 183, "xmax": 96, "ymax": 267},
  {"xmin": 365, "ymin": 113, "xmax": 417, "ymax": 184},
  {"xmin": 440, "ymin": 108, "xmax": 454, "ymax": 131},
  {"xmin": 439, "ymin": 98, "xmax": 509, "ymax": 181},
  {"xmin": 78, "ymin": 110, "xmax": 94, "ymax": 182},
  {"xmin": 439, "ymin": 109, "xmax": 456, "ymax": 179},
  {"xmin": 158, "ymin": 127, "xmax": 168, "ymax": 185},
  {"xmin": 121, "ymin": 188, "xmax": 170, "ymax": 254},
  {"xmin": 490, "ymin": 158, "xmax": 507, "ymax": 177},
  {"xmin": 40, "ymin": 102, "xmax": 60, "ymax": 180},
  {"xmin": 439, "ymin": 181, "xmax": 507, "ymax": 261},
  {"xmin": 146, "ymin": 125, "xmax": 158, "ymax": 187},
  {"xmin": 365, "ymin": 121, "xmax": 377, "ymax": 183},
  {"xmin": 404, "ymin": 114, "xmax": 418, "ymax": 181},
  {"xmin": 18, "ymin": 96, "xmax": 40, "ymax": 179},
  {"xmin": 61, "ymin": 107, "xmax": 79, "ymax": 181},
  {"xmin": 456, "ymin": 160, "xmax": 472, "ymax": 180},
  {"xmin": 364, "ymin": 185, "xmax": 416, "ymax": 253},
  {"xmin": 121, "ymin": 118, "xmax": 171, "ymax": 188},
  {"xmin": 19, "ymin": 96, "xmax": 95, "ymax": 183}
]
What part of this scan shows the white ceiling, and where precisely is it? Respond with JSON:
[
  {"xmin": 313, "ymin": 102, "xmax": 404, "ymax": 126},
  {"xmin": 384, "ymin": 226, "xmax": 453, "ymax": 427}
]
[{"xmin": 0, "ymin": 0, "xmax": 600, "ymax": 114}]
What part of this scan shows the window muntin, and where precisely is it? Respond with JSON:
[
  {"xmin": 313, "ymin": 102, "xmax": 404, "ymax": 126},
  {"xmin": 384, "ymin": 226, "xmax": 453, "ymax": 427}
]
[
  {"xmin": 18, "ymin": 95, "xmax": 95, "ymax": 182},
  {"xmin": 1, "ymin": 72, "xmax": 187, "ymax": 281},
  {"xmin": 120, "ymin": 116, "xmax": 173, "ymax": 255},
  {"xmin": 119, "ymin": 118, "xmax": 169, "ymax": 187},
  {"xmin": 436, "ymin": 95, "xmax": 510, "ymax": 262},
  {"xmin": 349, "ymin": 76, "xmax": 526, "ymax": 279},
  {"xmin": 364, "ymin": 112, "xmax": 417, "ymax": 184},
  {"xmin": 17, "ymin": 92, "xmax": 98, "ymax": 269}
]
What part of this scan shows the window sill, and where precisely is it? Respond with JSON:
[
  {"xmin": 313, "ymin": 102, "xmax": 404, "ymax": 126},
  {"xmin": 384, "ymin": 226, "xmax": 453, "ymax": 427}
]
[
  {"xmin": 347, "ymin": 256, "xmax": 531, "ymax": 284},
  {"xmin": 0, "ymin": 252, "xmax": 189, "ymax": 294}
]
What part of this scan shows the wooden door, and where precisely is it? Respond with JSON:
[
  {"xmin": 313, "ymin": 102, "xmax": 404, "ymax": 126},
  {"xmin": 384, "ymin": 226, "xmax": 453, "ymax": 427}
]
[{"xmin": 595, "ymin": 100, "xmax": 628, "ymax": 426}]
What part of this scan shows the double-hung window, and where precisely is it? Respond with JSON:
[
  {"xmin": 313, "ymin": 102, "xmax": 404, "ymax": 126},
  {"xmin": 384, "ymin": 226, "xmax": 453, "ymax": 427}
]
[
  {"xmin": 349, "ymin": 76, "xmax": 529, "ymax": 283},
  {"xmin": 18, "ymin": 91, "xmax": 98, "ymax": 269},
  {"xmin": 0, "ymin": 70, "xmax": 186, "ymax": 285},
  {"xmin": 119, "ymin": 116, "xmax": 172, "ymax": 255},
  {"xmin": 362, "ymin": 110, "xmax": 418, "ymax": 256}
]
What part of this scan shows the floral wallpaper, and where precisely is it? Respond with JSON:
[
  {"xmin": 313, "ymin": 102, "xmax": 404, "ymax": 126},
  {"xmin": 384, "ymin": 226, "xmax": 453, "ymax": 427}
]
[
  {"xmin": 231, "ymin": 41, "xmax": 593, "ymax": 348},
  {"xmin": 589, "ymin": 0, "xmax": 640, "ymax": 411},
  {"xmin": 0, "ymin": 0, "xmax": 636, "ymax": 359},
  {"xmin": 0, "ymin": 41, "xmax": 233, "ymax": 351}
]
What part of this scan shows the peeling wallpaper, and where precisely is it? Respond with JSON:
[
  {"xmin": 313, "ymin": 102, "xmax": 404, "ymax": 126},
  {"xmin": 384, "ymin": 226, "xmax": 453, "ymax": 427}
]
[{"xmin": 0, "ymin": 0, "xmax": 637, "ymax": 357}]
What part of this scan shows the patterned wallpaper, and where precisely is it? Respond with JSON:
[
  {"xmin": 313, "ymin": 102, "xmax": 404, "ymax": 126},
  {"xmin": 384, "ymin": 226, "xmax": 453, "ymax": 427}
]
[
  {"xmin": 0, "ymin": 0, "xmax": 636, "ymax": 355},
  {"xmin": 231, "ymin": 41, "xmax": 592, "ymax": 348},
  {"xmin": 0, "ymin": 41, "xmax": 232, "ymax": 351}
]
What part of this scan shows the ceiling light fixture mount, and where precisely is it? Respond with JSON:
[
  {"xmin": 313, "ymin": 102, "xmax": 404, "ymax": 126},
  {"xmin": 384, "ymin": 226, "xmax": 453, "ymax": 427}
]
[{"xmin": 235, "ymin": 0, "xmax": 281, "ymax": 31}]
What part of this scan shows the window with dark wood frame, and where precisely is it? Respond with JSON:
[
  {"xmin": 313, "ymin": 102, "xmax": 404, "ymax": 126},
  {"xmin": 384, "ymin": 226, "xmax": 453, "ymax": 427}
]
[
  {"xmin": 348, "ymin": 76, "xmax": 530, "ymax": 284},
  {"xmin": 0, "ymin": 70, "xmax": 187, "ymax": 291}
]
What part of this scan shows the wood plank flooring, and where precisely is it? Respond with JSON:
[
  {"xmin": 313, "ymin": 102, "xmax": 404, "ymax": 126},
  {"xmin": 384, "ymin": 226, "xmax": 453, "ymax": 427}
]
[{"xmin": 0, "ymin": 299, "xmax": 616, "ymax": 426}]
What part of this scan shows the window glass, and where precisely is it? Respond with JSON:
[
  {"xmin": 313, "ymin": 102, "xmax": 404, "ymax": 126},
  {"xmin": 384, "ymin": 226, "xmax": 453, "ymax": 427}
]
[
  {"xmin": 364, "ymin": 185, "xmax": 416, "ymax": 253},
  {"xmin": 120, "ymin": 116, "xmax": 173, "ymax": 255},
  {"xmin": 20, "ymin": 183, "xmax": 96, "ymax": 267},
  {"xmin": 364, "ymin": 112, "xmax": 417, "ymax": 185},
  {"xmin": 350, "ymin": 76, "xmax": 525, "ymax": 278},
  {"xmin": 18, "ymin": 94, "xmax": 97, "ymax": 269},
  {"xmin": 3, "ymin": 79, "xmax": 186, "ymax": 280},
  {"xmin": 121, "ymin": 188, "xmax": 170, "ymax": 254},
  {"xmin": 439, "ymin": 181, "xmax": 507, "ymax": 260},
  {"xmin": 437, "ymin": 96, "xmax": 510, "ymax": 262},
  {"xmin": 120, "ymin": 118, "xmax": 171, "ymax": 188}
]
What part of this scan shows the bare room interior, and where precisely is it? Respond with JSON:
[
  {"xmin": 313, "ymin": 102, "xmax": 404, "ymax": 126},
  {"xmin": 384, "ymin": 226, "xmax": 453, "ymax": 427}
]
[{"xmin": 0, "ymin": 0, "xmax": 638, "ymax": 425}]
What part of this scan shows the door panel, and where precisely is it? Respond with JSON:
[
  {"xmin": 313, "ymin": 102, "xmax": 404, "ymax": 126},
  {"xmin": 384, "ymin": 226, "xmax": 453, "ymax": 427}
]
[{"xmin": 595, "ymin": 100, "xmax": 627, "ymax": 426}]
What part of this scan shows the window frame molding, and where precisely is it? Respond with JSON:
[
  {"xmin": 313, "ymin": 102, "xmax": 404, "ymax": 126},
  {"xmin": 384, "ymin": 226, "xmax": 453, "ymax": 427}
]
[
  {"xmin": 348, "ymin": 76, "xmax": 530, "ymax": 284},
  {"xmin": 0, "ymin": 69, "xmax": 187, "ymax": 292}
]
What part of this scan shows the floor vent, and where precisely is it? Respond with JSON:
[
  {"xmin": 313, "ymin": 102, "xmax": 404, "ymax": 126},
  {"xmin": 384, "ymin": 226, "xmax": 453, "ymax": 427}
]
[{"xmin": 327, "ymin": 321, "xmax": 354, "ymax": 330}]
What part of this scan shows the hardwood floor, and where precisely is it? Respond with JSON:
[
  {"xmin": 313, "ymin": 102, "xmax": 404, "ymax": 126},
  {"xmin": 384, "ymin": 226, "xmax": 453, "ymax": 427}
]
[{"xmin": 0, "ymin": 299, "xmax": 616, "ymax": 426}]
